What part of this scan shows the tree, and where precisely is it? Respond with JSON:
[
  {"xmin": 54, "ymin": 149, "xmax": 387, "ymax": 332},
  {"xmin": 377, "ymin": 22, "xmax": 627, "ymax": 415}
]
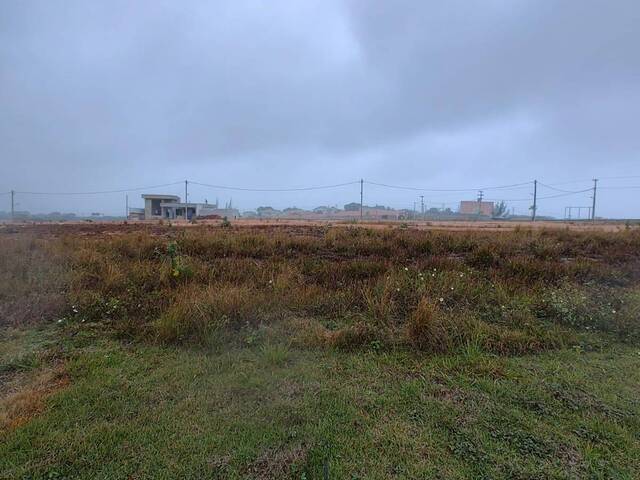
[
  {"xmin": 492, "ymin": 201, "xmax": 509, "ymax": 218},
  {"xmin": 257, "ymin": 206, "xmax": 281, "ymax": 217}
]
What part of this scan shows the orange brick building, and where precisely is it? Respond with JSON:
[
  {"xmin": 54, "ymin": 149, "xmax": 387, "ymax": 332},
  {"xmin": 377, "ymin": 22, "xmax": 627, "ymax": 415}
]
[{"xmin": 459, "ymin": 200, "xmax": 494, "ymax": 216}]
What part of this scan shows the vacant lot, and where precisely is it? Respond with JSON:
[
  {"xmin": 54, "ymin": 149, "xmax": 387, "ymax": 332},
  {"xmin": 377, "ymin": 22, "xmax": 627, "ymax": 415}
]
[{"xmin": 2, "ymin": 223, "xmax": 640, "ymax": 479}]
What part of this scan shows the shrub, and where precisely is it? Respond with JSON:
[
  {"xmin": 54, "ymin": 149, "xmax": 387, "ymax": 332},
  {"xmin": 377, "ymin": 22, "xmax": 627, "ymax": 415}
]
[
  {"xmin": 325, "ymin": 321, "xmax": 385, "ymax": 350},
  {"xmin": 406, "ymin": 298, "xmax": 476, "ymax": 353},
  {"xmin": 154, "ymin": 285, "xmax": 262, "ymax": 343}
]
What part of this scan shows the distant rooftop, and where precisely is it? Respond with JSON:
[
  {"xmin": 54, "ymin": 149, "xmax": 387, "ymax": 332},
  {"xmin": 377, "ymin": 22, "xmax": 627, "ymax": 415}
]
[{"xmin": 141, "ymin": 194, "xmax": 180, "ymax": 201}]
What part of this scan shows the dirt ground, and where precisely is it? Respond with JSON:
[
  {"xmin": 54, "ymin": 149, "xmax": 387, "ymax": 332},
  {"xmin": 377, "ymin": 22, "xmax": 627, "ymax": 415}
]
[{"xmin": 0, "ymin": 218, "xmax": 635, "ymax": 236}]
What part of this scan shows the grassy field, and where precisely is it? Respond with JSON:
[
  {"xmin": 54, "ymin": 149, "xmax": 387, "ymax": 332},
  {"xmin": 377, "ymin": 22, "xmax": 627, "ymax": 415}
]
[{"xmin": 2, "ymin": 223, "xmax": 640, "ymax": 479}]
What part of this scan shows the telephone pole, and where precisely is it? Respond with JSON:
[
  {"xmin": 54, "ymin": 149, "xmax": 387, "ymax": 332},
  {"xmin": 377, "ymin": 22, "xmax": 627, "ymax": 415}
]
[
  {"xmin": 360, "ymin": 179, "xmax": 363, "ymax": 219},
  {"xmin": 420, "ymin": 195, "xmax": 425, "ymax": 220},
  {"xmin": 591, "ymin": 178, "xmax": 598, "ymax": 221},
  {"xmin": 185, "ymin": 180, "xmax": 189, "ymax": 203},
  {"xmin": 125, "ymin": 194, "xmax": 129, "ymax": 218},
  {"xmin": 10, "ymin": 190, "xmax": 15, "ymax": 222},
  {"xmin": 477, "ymin": 190, "xmax": 484, "ymax": 216},
  {"xmin": 531, "ymin": 180, "xmax": 537, "ymax": 222}
]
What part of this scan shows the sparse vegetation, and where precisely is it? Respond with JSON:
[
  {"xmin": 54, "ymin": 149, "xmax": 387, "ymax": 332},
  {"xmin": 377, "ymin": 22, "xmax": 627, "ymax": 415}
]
[{"xmin": 2, "ymin": 223, "xmax": 640, "ymax": 478}]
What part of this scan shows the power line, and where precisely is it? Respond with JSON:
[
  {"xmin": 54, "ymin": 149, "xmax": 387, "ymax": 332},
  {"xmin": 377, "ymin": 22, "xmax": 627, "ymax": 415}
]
[
  {"xmin": 485, "ymin": 188, "xmax": 593, "ymax": 202},
  {"xmin": 8, "ymin": 176, "xmax": 640, "ymax": 196},
  {"xmin": 545, "ymin": 174, "xmax": 640, "ymax": 185},
  {"xmin": 364, "ymin": 180, "xmax": 533, "ymax": 192},
  {"xmin": 537, "ymin": 181, "xmax": 583, "ymax": 193},
  {"xmin": 189, "ymin": 180, "xmax": 360, "ymax": 192},
  {"xmin": 598, "ymin": 175, "xmax": 640, "ymax": 180},
  {"xmin": 15, "ymin": 181, "xmax": 184, "ymax": 196}
]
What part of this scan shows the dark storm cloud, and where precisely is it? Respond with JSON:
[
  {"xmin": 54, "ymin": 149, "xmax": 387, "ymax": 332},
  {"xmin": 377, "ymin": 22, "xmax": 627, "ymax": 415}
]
[{"xmin": 1, "ymin": 0, "xmax": 639, "ymax": 216}]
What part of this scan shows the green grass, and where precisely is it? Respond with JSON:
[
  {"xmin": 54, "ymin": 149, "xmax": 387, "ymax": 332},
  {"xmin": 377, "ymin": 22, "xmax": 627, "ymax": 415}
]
[
  {"xmin": 2, "ymin": 225, "xmax": 640, "ymax": 478},
  {"xmin": 2, "ymin": 326, "xmax": 640, "ymax": 479}
]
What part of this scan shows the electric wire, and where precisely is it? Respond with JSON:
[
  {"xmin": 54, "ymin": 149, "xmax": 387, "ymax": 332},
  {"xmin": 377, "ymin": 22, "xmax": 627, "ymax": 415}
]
[
  {"xmin": 189, "ymin": 180, "xmax": 360, "ymax": 192},
  {"xmin": 15, "ymin": 181, "xmax": 184, "ymax": 196},
  {"xmin": 363, "ymin": 180, "xmax": 533, "ymax": 192},
  {"xmin": 486, "ymin": 188, "xmax": 593, "ymax": 202},
  {"xmin": 537, "ymin": 182, "xmax": 583, "ymax": 193}
]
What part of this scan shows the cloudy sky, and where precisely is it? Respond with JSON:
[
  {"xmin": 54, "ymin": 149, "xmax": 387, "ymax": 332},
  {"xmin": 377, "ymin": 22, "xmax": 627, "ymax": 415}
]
[{"xmin": 1, "ymin": 0, "xmax": 639, "ymax": 217}]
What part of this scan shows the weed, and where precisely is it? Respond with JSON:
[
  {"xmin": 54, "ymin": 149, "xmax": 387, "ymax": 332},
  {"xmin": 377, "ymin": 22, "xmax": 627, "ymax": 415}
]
[{"xmin": 260, "ymin": 343, "xmax": 291, "ymax": 366}]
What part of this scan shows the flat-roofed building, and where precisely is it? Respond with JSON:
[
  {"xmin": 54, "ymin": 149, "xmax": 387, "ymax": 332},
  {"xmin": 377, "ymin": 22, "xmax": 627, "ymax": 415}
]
[
  {"xmin": 138, "ymin": 194, "xmax": 239, "ymax": 220},
  {"xmin": 459, "ymin": 200, "xmax": 494, "ymax": 216},
  {"xmin": 142, "ymin": 194, "xmax": 180, "ymax": 219}
]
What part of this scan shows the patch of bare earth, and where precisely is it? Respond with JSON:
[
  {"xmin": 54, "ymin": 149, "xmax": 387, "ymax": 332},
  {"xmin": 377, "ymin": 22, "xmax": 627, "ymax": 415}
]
[
  {"xmin": 243, "ymin": 444, "xmax": 310, "ymax": 480},
  {"xmin": 0, "ymin": 364, "xmax": 69, "ymax": 432}
]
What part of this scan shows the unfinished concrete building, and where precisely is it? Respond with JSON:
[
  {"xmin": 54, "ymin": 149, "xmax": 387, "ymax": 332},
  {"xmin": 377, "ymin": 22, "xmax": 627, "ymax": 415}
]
[{"xmin": 131, "ymin": 194, "xmax": 239, "ymax": 220}]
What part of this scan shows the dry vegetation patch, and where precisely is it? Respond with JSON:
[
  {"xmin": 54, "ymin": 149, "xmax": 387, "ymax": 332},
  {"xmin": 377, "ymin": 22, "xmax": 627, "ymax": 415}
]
[
  {"xmin": 0, "ymin": 365, "xmax": 69, "ymax": 432},
  {"xmin": 3, "ymin": 224, "xmax": 640, "ymax": 356}
]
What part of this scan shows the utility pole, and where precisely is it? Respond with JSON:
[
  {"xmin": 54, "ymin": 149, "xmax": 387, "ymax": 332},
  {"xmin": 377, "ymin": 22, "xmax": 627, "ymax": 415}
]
[
  {"xmin": 10, "ymin": 190, "xmax": 15, "ymax": 222},
  {"xmin": 360, "ymin": 179, "xmax": 363, "ymax": 220},
  {"xmin": 531, "ymin": 180, "xmax": 537, "ymax": 222},
  {"xmin": 591, "ymin": 178, "xmax": 598, "ymax": 221},
  {"xmin": 185, "ymin": 180, "xmax": 189, "ymax": 203},
  {"xmin": 125, "ymin": 194, "xmax": 129, "ymax": 219},
  {"xmin": 420, "ymin": 195, "xmax": 425, "ymax": 220},
  {"xmin": 477, "ymin": 190, "xmax": 484, "ymax": 217}
]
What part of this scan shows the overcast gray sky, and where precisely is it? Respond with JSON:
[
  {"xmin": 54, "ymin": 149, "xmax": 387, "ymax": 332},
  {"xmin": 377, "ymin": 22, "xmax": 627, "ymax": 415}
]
[{"xmin": 1, "ymin": 0, "xmax": 639, "ymax": 217}]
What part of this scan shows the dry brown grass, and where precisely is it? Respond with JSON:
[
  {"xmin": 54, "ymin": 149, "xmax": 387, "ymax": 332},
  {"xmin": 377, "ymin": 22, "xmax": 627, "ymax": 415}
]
[
  {"xmin": 0, "ymin": 236, "xmax": 69, "ymax": 327},
  {"xmin": 0, "ymin": 365, "xmax": 69, "ymax": 432},
  {"xmin": 2, "ymin": 223, "xmax": 640, "ymax": 355}
]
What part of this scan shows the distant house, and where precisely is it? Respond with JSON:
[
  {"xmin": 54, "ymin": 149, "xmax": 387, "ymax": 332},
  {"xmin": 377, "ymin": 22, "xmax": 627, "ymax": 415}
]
[
  {"xmin": 128, "ymin": 208, "xmax": 145, "ymax": 220},
  {"xmin": 142, "ymin": 194, "xmax": 181, "ymax": 219},
  {"xmin": 459, "ymin": 200, "xmax": 494, "ymax": 216},
  {"xmin": 134, "ymin": 194, "xmax": 239, "ymax": 220}
]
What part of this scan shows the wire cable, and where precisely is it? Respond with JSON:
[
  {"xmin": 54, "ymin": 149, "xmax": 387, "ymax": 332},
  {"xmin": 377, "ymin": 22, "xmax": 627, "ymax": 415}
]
[
  {"xmin": 189, "ymin": 180, "xmax": 360, "ymax": 192},
  {"xmin": 598, "ymin": 175, "xmax": 640, "ymax": 180},
  {"xmin": 15, "ymin": 182, "xmax": 184, "ymax": 196},
  {"xmin": 486, "ymin": 188, "xmax": 593, "ymax": 202},
  {"xmin": 537, "ymin": 182, "xmax": 583, "ymax": 193},
  {"xmin": 364, "ymin": 180, "xmax": 533, "ymax": 192}
]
